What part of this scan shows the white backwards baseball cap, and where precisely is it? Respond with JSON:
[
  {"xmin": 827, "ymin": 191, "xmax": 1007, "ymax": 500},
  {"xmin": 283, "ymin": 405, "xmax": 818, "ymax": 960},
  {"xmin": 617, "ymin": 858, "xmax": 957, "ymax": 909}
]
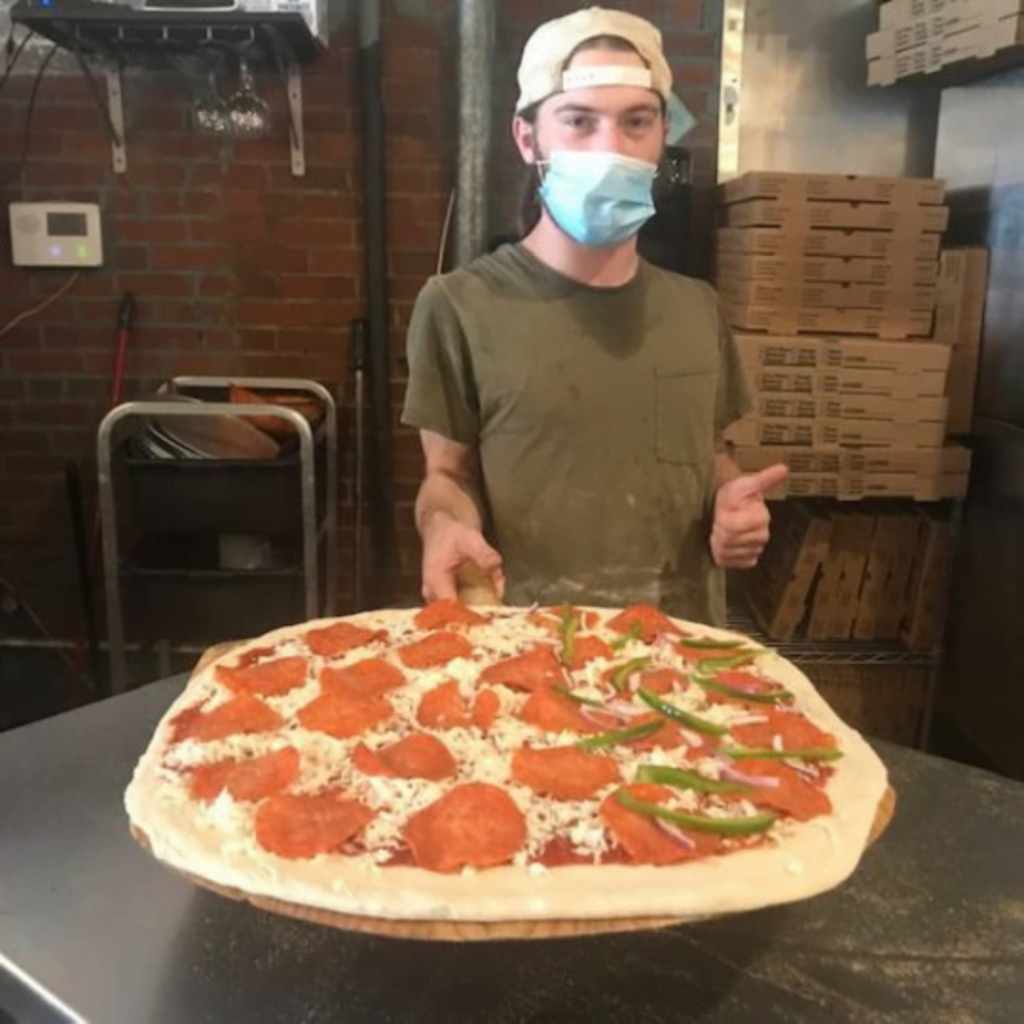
[{"xmin": 515, "ymin": 7, "xmax": 673, "ymax": 114}]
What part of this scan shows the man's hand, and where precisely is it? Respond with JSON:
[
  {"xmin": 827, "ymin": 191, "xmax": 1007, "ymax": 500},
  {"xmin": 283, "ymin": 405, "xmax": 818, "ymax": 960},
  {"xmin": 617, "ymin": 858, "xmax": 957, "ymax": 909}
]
[
  {"xmin": 421, "ymin": 510, "xmax": 505, "ymax": 603},
  {"xmin": 710, "ymin": 464, "xmax": 789, "ymax": 569}
]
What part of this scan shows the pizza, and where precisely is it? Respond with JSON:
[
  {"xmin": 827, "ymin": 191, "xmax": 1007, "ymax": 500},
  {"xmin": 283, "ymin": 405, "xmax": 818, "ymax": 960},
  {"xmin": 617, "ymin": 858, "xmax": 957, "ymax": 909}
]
[{"xmin": 124, "ymin": 601, "xmax": 890, "ymax": 926}]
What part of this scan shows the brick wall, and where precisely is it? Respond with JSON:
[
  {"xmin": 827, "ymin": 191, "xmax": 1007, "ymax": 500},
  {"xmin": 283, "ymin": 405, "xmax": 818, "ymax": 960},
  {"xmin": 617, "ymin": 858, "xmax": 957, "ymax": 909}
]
[{"xmin": 0, "ymin": 0, "xmax": 722, "ymax": 640}]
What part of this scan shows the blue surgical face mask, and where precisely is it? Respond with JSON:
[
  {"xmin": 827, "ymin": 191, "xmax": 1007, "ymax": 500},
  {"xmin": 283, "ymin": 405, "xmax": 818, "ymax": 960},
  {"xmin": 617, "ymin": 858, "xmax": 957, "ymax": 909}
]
[{"xmin": 537, "ymin": 150, "xmax": 657, "ymax": 247}]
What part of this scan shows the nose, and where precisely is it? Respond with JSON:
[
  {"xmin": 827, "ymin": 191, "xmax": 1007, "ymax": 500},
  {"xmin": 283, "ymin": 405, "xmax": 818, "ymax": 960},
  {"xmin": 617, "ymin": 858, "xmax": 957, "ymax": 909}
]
[{"xmin": 592, "ymin": 120, "xmax": 629, "ymax": 154}]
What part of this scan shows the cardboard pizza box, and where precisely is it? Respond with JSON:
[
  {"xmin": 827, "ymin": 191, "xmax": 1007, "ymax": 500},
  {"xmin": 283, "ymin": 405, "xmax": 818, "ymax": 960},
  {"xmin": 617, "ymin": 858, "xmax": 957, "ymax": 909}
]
[
  {"xmin": 732, "ymin": 443, "xmax": 972, "ymax": 478},
  {"xmin": 721, "ymin": 198, "xmax": 950, "ymax": 234},
  {"xmin": 901, "ymin": 507, "xmax": 952, "ymax": 651},
  {"xmin": 833, "ymin": 512, "xmax": 878, "ymax": 638},
  {"xmin": 718, "ymin": 171, "xmax": 945, "ymax": 208},
  {"xmin": 932, "ymin": 247, "xmax": 989, "ymax": 434},
  {"xmin": 724, "ymin": 302, "xmax": 935, "ymax": 339},
  {"xmin": 874, "ymin": 510, "xmax": 923, "ymax": 639},
  {"xmin": 743, "ymin": 366, "xmax": 948, "ymax": 399},
  {"xmin": 717, "ymin": 275, "xmax": 938, "ymax": 312},
  {"xmin": 735, "ymin": 334, "xmax": 953, "ymax": 375},
  {"xmin": 716, "ymin": 251, "xmax": 939, "ymax": 288},
  {"xmin": 716, "ymin": 227, "xmax": 943, "ymax": 262},
  {"xmin": 725, "ymin": 415, "xmax": 947, "ymax": 449},
  {"xmin": 808, "ymin": 510, "xmax": 854, "ymax": 639},
  {"xmin": 745, "ymin": 501, "xmax": 833, "ymax": 639},
  {"xmin": 751, "ymin": 394, "xmax": 949, "ymax": 424},
  {"xmin": 853, "ymin": 506, "xmax": 905, "ymax": 640}
]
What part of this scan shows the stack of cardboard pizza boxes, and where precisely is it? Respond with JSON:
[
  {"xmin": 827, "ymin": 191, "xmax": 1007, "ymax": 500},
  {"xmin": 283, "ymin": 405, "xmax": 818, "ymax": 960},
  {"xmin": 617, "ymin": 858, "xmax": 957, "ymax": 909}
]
[
  {"xmin": 715, "ymin": 170, "xmax": 986, "ymax": 502},
  {"xmin": 743, "ymin": 500, "xmax": 950, "ymax": 651},
  {"xmin": 867, "ymin": 0, "xmax": 1024, "ymax": 87}
]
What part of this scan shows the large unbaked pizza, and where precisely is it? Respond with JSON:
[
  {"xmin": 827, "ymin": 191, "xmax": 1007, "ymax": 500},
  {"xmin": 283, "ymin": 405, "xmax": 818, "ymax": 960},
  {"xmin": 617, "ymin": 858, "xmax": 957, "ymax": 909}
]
[{"xmin": 125, "ymin": 602, "xmax": 890, "ymax": 926}]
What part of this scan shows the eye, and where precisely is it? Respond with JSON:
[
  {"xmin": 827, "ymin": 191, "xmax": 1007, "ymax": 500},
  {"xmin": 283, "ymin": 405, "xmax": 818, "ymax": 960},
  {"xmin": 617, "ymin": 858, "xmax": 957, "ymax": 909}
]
[
  {"xmin": 561, "ymin": 114, "xmax": 595, "ymax": 131},
  {"xmin": 625, "ymin": 113, "xmax": 658, "ymax": 134}
]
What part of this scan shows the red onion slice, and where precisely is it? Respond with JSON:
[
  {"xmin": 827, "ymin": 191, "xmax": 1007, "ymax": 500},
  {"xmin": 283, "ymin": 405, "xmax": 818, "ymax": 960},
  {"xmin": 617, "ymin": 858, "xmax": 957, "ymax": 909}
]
[
  {"xmin": 678, "ymin": 727, "xmax": 704, "ymax": 748},
  {"xmin": 605, "ymin": 699, "xmax": 648, "ymax": 719},
  {"xmin": 726, "ymin": 713, "xmax": 769, "ymax": 727},
  {"xmin": 579, "ymin": 706, "xmax": 626, "ymax": 729},
  {"xmin": 720, "ymin": 764, "xmax": 781, "ymax": 789},
  {"xmin": 655, "ymin": 819, "xmax": 697, "ymax": 850}
]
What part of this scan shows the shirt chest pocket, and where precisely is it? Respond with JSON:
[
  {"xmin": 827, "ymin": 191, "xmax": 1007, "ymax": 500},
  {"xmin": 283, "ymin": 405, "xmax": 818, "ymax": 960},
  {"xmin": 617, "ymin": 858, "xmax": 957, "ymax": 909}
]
[{"xmin": 655, "ymin": 367, "xmax": 718, "ymax": 466}]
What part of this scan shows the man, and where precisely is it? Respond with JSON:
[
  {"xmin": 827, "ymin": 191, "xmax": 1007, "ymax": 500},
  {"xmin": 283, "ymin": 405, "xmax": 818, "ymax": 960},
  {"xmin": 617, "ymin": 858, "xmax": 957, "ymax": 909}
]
[{"xmin": 401, "ymin": 7, "xmax": 787, "ymax": 625}]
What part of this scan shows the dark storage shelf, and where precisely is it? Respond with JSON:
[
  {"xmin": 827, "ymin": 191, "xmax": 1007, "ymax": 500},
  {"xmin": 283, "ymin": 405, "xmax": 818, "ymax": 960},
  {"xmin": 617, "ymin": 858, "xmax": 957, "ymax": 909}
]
[{"xmin": 120, "ymin": 440, "xmax": 326, "ymax": 538}]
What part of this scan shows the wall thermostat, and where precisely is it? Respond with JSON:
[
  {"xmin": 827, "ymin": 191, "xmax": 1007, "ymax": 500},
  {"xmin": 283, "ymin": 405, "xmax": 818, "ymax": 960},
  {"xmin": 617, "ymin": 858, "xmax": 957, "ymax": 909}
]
[{"xmin": 8, "ymin": 202, "xmax": 104, "ymax": 268}]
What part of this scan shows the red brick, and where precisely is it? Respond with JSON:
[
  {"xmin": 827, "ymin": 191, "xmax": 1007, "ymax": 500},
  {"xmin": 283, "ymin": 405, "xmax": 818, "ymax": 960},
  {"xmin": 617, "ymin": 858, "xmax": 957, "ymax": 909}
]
[
  {"xmin": 115, "ymin": 219, "xmax": 190, "ymax": 244},
  {"xmin": 275, "ymin": 219, "xmax": 354, "ymax": 247},
  {"xmin": 148, "ymin": 246, "xmax": 229, "ymax": 271},
  {"xmin": 116, "ymin": 273, "xmax": 196, "ymax": 298},
  {"xmin": 235, "ymin": 247, "xmax": 308, "ymax": 275},
  {"xmin": 309, "ymin": 247, "xmax": 363, "ymax": 275}
]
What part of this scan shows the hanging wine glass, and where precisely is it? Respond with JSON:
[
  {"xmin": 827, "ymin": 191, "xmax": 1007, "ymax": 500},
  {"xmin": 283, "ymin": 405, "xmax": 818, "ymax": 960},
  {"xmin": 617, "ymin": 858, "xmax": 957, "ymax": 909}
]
[
  {"xmin": 226, "ymin": 56, "xmax": 272, "ymax": 138},
  {"xmin": 178, "ymin": 51, "xmax": 231, "ymax": 136}
]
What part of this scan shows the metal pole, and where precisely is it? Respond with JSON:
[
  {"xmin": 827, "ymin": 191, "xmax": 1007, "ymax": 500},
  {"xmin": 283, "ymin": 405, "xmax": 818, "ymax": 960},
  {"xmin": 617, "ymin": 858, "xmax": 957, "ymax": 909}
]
[
  {"xmin": 357, "ymin": 0, "xmax": 398, "ymax": 606},
  {"xmin": 455, "ymin": 0, "xmax": 495, "ymax": 265}
]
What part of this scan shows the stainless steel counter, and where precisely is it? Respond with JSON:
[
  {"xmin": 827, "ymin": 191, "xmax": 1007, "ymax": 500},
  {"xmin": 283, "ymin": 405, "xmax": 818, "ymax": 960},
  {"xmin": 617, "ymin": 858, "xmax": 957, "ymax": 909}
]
[{"xmin": 2, "ymin": 678, "xmax": 1023, "ymax": 1023}]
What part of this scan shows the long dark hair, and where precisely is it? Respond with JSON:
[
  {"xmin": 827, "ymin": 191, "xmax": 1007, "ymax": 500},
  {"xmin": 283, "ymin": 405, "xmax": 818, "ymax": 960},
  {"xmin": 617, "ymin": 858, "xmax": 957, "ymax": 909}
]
[{"xmin": 514, "ymin": 34, "xmax": 658, "ymax": 237}]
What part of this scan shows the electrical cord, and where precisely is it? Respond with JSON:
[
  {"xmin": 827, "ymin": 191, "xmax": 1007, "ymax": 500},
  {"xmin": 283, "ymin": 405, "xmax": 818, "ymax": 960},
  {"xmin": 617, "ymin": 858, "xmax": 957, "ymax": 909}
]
[
  {"xmin": 0, "ymin": 42, "xmax": 58, "ymax": 185},
  {"xmin": 0, "ymin": 28, "xmax": 34, "ymax": 93},
  {"xmin": 0, "ymin": 272, "xmax": 82, "ymax": 340},
  {"xmin": 437, "ymin": 189, "xmax": 456, "ymax": 274}
]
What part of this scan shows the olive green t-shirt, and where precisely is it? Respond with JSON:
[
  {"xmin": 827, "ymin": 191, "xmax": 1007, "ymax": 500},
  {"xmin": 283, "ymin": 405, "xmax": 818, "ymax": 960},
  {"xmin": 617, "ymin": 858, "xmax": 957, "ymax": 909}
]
[{"xmin": 400, "ymin": 243, "xmax": 751, "ymax": 625}]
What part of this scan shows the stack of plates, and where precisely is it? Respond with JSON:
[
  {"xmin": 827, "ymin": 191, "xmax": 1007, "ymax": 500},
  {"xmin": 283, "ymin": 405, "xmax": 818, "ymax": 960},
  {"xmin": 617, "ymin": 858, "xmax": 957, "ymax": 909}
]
[{"xmin": 133, "ymin": 394, "xmax": 280, "ymax": 461}]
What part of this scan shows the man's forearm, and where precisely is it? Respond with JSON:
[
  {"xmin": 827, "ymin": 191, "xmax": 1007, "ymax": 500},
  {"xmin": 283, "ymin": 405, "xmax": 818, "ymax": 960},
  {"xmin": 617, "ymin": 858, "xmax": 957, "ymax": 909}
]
[{"xmin": 414, "ymin": 469, "xmax": 483, "ymax": 536}]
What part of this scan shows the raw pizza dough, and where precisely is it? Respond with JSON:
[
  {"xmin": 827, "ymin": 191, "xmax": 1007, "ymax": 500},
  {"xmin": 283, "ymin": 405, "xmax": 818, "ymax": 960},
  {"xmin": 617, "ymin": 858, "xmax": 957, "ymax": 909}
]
[{"xmin": 125, "ymin": 605, "xmax": 890, "ymax": 924}]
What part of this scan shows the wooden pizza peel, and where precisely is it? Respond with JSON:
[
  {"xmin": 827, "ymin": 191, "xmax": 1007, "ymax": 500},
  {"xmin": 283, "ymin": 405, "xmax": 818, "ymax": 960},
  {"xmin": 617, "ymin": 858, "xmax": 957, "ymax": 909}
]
[{"xmin": 132, "ymin": 568, "xmax": 897, "ymax": 942}]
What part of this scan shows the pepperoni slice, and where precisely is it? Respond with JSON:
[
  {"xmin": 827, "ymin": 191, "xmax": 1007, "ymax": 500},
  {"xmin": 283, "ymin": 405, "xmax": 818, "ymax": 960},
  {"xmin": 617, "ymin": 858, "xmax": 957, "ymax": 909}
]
[
  {"xmin": 255, "ymin": 791, "xmax": 374, "ymax": 859},
  {"xmin": 600, "ymin": 783, "xmax": 722, "ymax": 865},
  {"xmin": 518, "ymin": 684, "xmax": 601, "ymax": 733},
  {"xmin": 472, "ymin": 688, "xmax": 501, "ymax": 732},
  {"xmin": 297, "ymin": 690, "xmax": 392, "ymax": 739},
  {"xmin": 404, "ymin": 782, "xmax": 526, "ymax": 873},
  {"xmin": 397, "ymin": 631, "xmax": 474, "ymax": 669},
  {"xmin": 606, "ymin": 604, "xmax": 682, "ymax": 642},
  {"xmin": 215, "ymin": 656, "xmax": 308, "ymax": 697},
  {"xmin": 187, "ymin": 747, "xmax": 299, "ymax": 803},
  {"xmin": 731, "ymin": 709, "xmax": 838, "ymax": 751},
  {"xmin": 320, "ymin": 657, "xmax": 405, "ymax": 698},
  {"xmin": 304, "ymin": 621, "xmax": 386, "ymax": 658},
  {"xmin": 415, "ymin": 680, "xmax": 501, "ymax": 733},
  {"xmin": 417, "ymin": 680, "xmax": 471, "ymax": 729},
  {"xmin": 636, "ymin": 667, "xmax": 688, "ymax": 696},
  {"xmin": 567, "ymin": 635, "xmax": 615, "ymax": 670},
  {"xmin": 171, "ymin": 692, "xmax": 284, "ymax": 743},
  {"xmin": 480, "ymin": 645, "xmax": 565, "ymax": 692},
  {"xmin": 353, "ymin": 733, "xmax": 457, "ymax": 781},
  {"xmin": 511, "ymin": 745, "xmax": 621, "ymax": 800},
  {"xmin": 720, "ymin": 760, "xmax": 832, "ymax": 821},
  {"xmin": 413, "ymin": 599, "xmax": 489, "ymax": 630},
  {"xmin": 536, "ymin": 837, "xmax": 632, "ymax": 867}
]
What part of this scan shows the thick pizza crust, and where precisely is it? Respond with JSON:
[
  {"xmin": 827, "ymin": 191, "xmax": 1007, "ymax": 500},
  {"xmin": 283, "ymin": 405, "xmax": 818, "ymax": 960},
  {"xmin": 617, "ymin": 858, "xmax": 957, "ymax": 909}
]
[{"xmin": 124, "ymin": 610, "xmax": 892, "ymax": 924}]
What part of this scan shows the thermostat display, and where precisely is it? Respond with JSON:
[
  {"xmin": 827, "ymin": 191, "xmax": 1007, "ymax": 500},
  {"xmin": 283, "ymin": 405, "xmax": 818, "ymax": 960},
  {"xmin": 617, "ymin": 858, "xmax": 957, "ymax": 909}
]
[{"xmin": 9, "ymin": 202, "xmax": 103, "ymax": 268}]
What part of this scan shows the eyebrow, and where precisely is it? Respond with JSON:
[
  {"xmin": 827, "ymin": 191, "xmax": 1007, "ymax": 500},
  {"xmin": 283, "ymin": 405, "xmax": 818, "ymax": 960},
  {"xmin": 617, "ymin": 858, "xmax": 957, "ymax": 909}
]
[{"xmin": 552, "ymin": 102, "xmax": 661, "ymax": 116}]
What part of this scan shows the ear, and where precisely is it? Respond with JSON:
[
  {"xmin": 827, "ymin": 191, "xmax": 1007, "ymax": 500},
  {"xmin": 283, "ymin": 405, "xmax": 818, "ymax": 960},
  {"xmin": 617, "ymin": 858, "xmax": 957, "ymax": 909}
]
[{"xmin": 512, "ymin": 115, "xmax": 538, "ymax": 164}]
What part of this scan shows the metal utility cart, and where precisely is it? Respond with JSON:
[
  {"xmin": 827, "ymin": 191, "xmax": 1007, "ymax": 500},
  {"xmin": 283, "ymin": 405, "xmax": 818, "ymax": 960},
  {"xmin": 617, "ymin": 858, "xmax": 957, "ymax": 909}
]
[{"xmin": 97, "ymin": 377, "xmax": 338, "ymax": 693}]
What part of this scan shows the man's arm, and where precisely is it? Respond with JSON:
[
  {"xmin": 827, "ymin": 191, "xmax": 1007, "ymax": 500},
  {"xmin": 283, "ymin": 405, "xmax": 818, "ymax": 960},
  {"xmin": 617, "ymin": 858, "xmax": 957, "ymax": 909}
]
[
  {"xmin": 415, "ymin": 430, "xmax": 484, "ymax": 534},
  {"xmin": 415, "ymin": 430, "xmax": 504, "ymax": 602}
]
